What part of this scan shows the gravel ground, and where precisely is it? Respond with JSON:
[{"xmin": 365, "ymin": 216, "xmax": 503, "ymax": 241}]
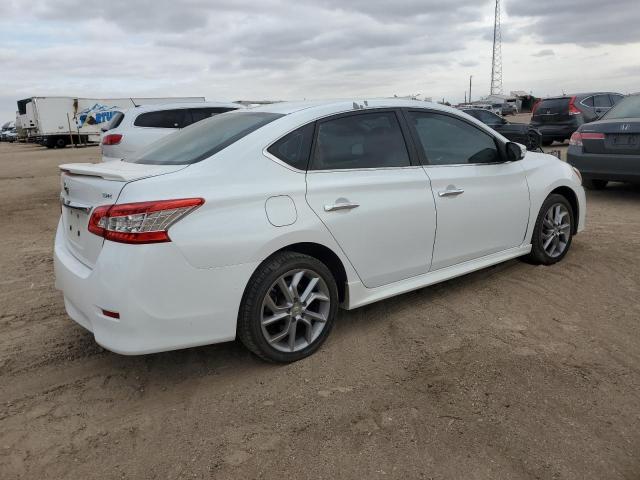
[{"xmin": 0, "ymin": 142, "xmax": 639, "ymax": 480}]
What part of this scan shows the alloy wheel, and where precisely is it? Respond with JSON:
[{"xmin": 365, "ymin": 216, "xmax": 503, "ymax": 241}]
[
  {"xmin": 260, "ymin": 269, "xmax": 331, "ymax": 353},
  {"xmin": 541, "ymin": 203, "xmax": 571, "ymax": 258}
]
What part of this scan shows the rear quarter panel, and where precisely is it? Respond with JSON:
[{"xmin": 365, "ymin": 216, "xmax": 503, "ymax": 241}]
[{"xmin": 115, "ymin": 139, "xmax": 360, "ymax": 282}]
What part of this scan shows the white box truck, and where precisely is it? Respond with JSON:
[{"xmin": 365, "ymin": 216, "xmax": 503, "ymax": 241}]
[{"xmin": 16, "ymin": 97, "xmax": 205, "ymax": 148}]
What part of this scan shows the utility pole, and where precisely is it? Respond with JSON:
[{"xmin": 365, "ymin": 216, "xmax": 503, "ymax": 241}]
[
  {"xmin": 469, "ymin": 75, "xmax": 473, "ymax": 103},
  {"xmin": 490, "ymin": 0, "xmax": 503, "ymax": 95}
]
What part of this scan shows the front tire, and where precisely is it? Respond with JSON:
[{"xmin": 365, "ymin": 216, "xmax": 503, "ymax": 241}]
[
  {"xmin": 525, "ymin": 194, "xmax": 574, "ymax": 265},
  {"xmin": 237, "ymin": 251, "xmax": 338, "ymax": 363}
]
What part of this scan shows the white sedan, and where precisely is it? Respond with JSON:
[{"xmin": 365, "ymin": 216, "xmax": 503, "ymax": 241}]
[{"xmin": 54, "ymin": 99, "xmax": 586, "ymax": 362}]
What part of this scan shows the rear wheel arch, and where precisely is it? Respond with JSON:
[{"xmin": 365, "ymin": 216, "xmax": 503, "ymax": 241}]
[
  {"xmin": 549, "ymin": 186, "xmax": 579, "ymax": 234},
  {"xmin": 253, "ymin": 242, "xmax": 348, "ymax": 303}
]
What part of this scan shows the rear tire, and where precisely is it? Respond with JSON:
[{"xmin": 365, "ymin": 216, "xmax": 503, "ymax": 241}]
[
  {"xmin": 525, "ymin": 194, "xmax": 574, "ymax": 266},
  {"xmin": 584, "ymin": 179, "xmax": 608, "ymax": 190},
  {"xmin": 237, "ymin": 251, "xmax": 339, "ymax": 363}
]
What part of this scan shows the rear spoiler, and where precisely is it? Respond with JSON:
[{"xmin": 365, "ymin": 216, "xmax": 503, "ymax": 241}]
[{"xmin": 59, "ymin": 162, "xmax": 188, "ymax": 182}]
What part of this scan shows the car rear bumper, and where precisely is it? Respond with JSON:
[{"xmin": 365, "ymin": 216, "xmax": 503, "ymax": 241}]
[
  {"xmin": 54, "ymin": 218, "xmax": 258, "ymax": 355},
  {"xmin": 532, "ymin": 124, "xmax": 578, "ymax": 140},
  {"xmin": 567, "ymin": 147, "xmax": 640, "ymax": 183}
]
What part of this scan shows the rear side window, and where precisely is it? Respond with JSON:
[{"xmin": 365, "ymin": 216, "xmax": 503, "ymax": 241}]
[
  {"xmin": 311, "ymin": 112, "xmax": 410, "ymax": 170},
  {"xmin": 610, "ymin": 94, "xmax": 624, "ymax": 105},
  {"xmin": 127, "ymin": 112, "xmax": 283, "ymax": 165},
  {"xmin": 581, "ymin": 96, "xmax": 594, "ymax": 107},
  {"xmin": 106, "ymin": 111, "xmax": 124, "ymax": 130},
  {"xmin": 267, "ymin": 123, "xmax": 314, "ymax": 171},
  {"xmin": 134, "ymin": 109, "xmax": 189, "ymax": 128},
  {"xmin": 190, "ymin": 107, "xmax": 236, "ymax": 124},
  {"xmin": 409, "ymin": 111, "xmax": 500, "ymax": 165}
]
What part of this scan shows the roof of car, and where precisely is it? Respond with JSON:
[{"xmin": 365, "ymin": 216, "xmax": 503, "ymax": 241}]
[
  {"xmin": 245, "ymin": 98, "xmax": 455, "ymax": 116},
  {"xmin": 127, "ymin": 101, "xmax": 243, "ymax": 114}
]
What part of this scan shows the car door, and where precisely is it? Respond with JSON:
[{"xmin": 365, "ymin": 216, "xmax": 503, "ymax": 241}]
[
  {"xmin": 305, "ymin": 110, "xmax": 437, "ymax": 289},
  {"xmin": 405, "ymin": 109, "xmax": 530, "ymax": 271}
]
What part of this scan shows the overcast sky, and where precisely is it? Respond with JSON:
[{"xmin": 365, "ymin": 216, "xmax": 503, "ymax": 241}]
[{"xmin": 1, "ymin": 0, "xmax": 639, "ymax": 121}]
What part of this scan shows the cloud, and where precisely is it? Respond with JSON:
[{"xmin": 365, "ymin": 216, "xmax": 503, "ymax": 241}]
[
  {"xmin": 532, "ymin": 49, "xmax": 555, "ymax": 57},
  {"xmin": 0, "ymin": 0, "xmax": 639, "ymax": 120},
  {"xmin": 507, "ymin": 0, "xmax": 640, "ymax": 45}
]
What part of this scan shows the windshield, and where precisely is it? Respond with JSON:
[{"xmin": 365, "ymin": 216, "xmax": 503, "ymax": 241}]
[
  {"xmin": 602, "ymin": 95, "xmax": 640, "ymax": 120},
  {"xmin": 127, "ymin": 111, "xmax": 284, "ymax": 165}
]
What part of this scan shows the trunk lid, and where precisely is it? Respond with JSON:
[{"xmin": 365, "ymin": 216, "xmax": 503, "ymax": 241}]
[
  {"xmin": 532, "ymin": 97, "xmax": 571, "ymax": 124},
  {"xmin": 59, "ymin": 161, "xmax": 187, "ymax": 267},
  {"xmin": 581, "ymin": 119, "xmax": 640, "ymax": 155}
]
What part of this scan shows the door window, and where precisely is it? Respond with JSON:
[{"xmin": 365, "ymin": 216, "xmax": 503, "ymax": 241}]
[
  {"xmin": 134, "ymin": 109, "xmax": 189, "ymax": 128},
  {"xmin": 594, "ymin": 95, "xmax": 613, "ymax": 108},
  {"xmin": 267, "ymin": 123, "xmax": 315, "ymax": 171},
  {"xmin": 310, "ymin": 112, "xmax": 410, "ymax": 170},
  {"xmin": 408, "ymin": 111, "xmax": 500, "ymax": 165}
]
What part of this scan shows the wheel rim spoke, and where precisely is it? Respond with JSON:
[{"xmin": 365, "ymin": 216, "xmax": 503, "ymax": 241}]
[
  {"xmin": 262, "ymin": 311, "xmax": 290, "ymax": 326},
  {"xmin": 287, "ymin": 320, "xmax": 297, "ymax": 352},
  {"xmin": 277, "ymin": 278, "xmax": 295, "ymax": 304}
]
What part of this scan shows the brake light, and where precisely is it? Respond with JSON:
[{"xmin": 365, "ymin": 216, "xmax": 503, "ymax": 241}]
[
  {"xmin": 568, "ymin": 96, "xmax": 581, "ymax": 115},
  {"xmin": 102, "ymin": 133, "xmax": 123, "ymax": 145},
  {"xmin": 531, "ymin": 99, "xmax": 541, "ymax": 115},
  {"xmin": 88, "ymin": 198, "xmax": 204, "ymax": 244},
  {"xmin": 569, "ymin": 131, "xmax": 605, "ymax": 147}
]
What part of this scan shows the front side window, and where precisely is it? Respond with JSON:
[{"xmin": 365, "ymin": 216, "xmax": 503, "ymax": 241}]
[
  {"xmin": 408, "ymin": 111, "xmax": 500, "ymax": 165},
  {"xmin": 134, "ymin": 109, "xmax": 189, "ymax": 128},
  {"xmin": 267, "ymin": 123, "xmax": 314, "ymax": 170},
  {"xmin": 127, "ymin": 112, "xmax": 283, "ymax": 165},
  {"xmin": 311, "ymin": 112, "xmax": 410, "ymax": 170}
]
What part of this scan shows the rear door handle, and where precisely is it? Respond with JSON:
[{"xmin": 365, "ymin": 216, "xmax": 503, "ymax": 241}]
[
  {"xmin": 324, "ymin": 202, "xmax": 360, "ymax": 212},
  {"xmin": 438, "ymin": 188, "xmax": 464, "ymax": 197}
]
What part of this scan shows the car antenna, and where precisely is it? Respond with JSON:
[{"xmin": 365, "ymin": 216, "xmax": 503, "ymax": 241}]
[{"xmin": 130, "ymin": 98, "xmax": 139, "ymax": 107}]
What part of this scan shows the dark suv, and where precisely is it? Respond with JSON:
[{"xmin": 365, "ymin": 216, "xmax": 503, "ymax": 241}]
[{"xmin": 530, "ymin": 92, "xmax": 624, "ymax": 146}]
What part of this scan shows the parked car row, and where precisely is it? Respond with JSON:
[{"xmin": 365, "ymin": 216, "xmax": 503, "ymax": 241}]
[
  {"xmin": 1, "ymin": 122, "xmax": 16, "ymax": 142},
  {"xmin": 460, "ymin": 107, "xmax": 541, "ymax": 151},
  {"xmin": 530, "ymin": 92, "xmax": 624, "ymax": 146},
  {"xmin": 54, "ymin": 98, "xmax": 586, "ymax": 362}
]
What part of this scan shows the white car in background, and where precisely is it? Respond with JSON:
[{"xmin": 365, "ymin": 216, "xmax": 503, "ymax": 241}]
[
  {"xmin": 55, "ymin": 99, "xmax": 586, "ymax": 363},
  {"xmin": 101, "ymin": 102, "xmax": 243, "ymax": 161}
]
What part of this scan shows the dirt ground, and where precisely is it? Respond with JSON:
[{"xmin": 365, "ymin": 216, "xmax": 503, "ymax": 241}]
[{"xmin": 0, "ymin": 141, "xmax": 638, "ymax": 480}]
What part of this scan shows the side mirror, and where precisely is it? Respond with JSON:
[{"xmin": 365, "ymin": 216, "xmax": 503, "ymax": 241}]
[{"xmin": 506, "ymin": 142, "xmax": 526, "ymax": 161}]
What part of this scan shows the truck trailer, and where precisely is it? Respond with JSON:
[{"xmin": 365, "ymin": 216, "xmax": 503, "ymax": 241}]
[{"xmin": 16, "ymin": 97, "xmax": 205, "ymax": 148}]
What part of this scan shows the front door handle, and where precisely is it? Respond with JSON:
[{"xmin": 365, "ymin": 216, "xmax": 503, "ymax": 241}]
[
  {"xmin": 324, "ymin": 202, "xmax": 360, "ymax": 212},
  {"xmin": 438, "ymin": 188, "xmax": 465, "ymax": 197}
]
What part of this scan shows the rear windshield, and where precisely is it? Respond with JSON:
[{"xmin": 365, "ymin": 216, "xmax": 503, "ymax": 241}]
[
  {"xmin": 535, "ymin": 98, "xmax": 570, "ymax": 113},
  {"xmin": 126, "ymin": 112, "xmax": 283, "ymax": 165},
  {"xmin": 602, "ymin": 95, "xmax": 639, "ymax": 120}
]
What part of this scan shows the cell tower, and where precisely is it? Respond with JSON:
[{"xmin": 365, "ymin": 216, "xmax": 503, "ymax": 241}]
[{"xmin": 490, "ymin": 0, "xmax": 503, "ymax": 95}]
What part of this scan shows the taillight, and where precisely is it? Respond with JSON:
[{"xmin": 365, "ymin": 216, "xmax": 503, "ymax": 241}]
[
  {"xmin": 569, "ymin": 131, "xmax": 605, "ymax": 147},
  {"xmin": 531, "ymin": 99, "xmax": 541, "ymax": 115},
  {"xmin": 568, "ymin": 96, "xmax": 581, "ymax": 115},
  {"xmin": 102, "ymin": 133, "xmax": 123, "ymax": 145},
  {"xmin": 88, "ymin": 198, "xmax": 204, "ymax": 244}
]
